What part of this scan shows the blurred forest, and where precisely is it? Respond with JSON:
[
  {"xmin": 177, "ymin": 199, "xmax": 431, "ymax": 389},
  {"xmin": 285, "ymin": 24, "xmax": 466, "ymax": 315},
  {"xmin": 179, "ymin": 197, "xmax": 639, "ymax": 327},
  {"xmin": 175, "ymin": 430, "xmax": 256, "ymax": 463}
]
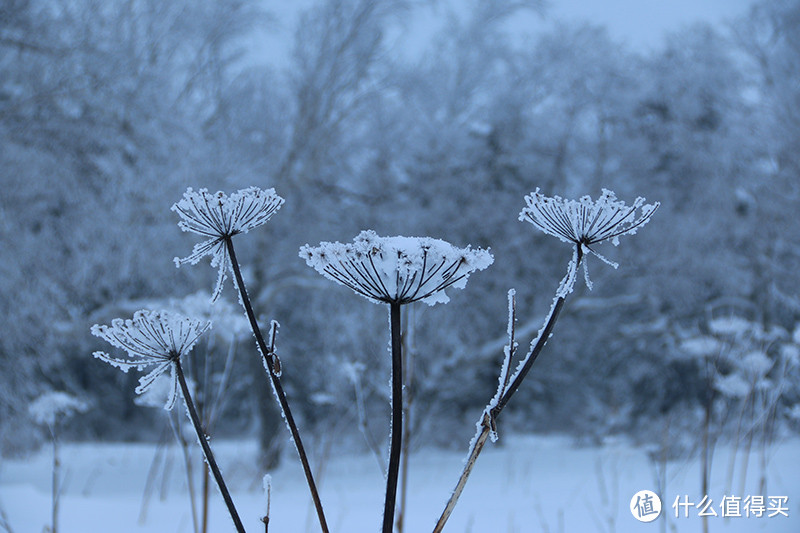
[{"xmin": 2, "ymin": 0, "xmax": 800, "ymax": 469}]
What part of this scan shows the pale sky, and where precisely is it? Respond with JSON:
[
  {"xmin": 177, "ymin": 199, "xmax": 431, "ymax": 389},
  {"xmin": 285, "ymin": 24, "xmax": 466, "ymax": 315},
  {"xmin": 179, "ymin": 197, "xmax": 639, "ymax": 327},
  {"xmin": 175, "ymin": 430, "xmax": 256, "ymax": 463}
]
[
  {"xmin": 544, "ymin": 0, "xmax": 755, "ymax": 50},
  {"xmin": 254, "ymin": 0, "xmax": 757, "ymax": 67}
]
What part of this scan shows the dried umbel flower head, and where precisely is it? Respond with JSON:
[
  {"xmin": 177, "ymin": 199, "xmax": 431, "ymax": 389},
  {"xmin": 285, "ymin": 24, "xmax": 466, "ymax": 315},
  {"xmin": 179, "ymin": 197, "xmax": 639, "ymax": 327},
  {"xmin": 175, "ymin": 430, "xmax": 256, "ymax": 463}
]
[
  {"xmin": 520, "ymin": 188, "xmax": 659, "ymax": 248},
  {"xmin": 520, "ymin": 188, "xmax": 659, "ymax": 291},
  {"xmin": 300, "ymin": 230, "xmax": 493, "ymax": 306},
  {"xmin": 173, "ymin": 187, "xmax": 284, "ymax": 300},
  {"xmin": 29, "ymin": 392, "xmax": 89, "ymax": 427},
  {"xmin": 91, "ymin": 310, "xmax": 211, "ymax": 409}
]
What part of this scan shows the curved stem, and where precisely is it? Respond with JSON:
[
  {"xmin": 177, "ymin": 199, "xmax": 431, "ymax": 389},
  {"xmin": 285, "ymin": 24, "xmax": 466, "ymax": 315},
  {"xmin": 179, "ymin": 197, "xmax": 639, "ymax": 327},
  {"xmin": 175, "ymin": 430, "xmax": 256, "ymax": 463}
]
[
  {"xmin": 225, "ymin": 238, "xmax": 329, "ymax": 533},
  {"xmin": 175, "ymin": 361, "xmax": 246, "ymax": 533},
  {"xmin": 432, "ymin": 246, "xmax": 583, "ymax": 532},
  {"xmin": 383, "ymin": 302, "xmax": 403, "ymax": 533}
]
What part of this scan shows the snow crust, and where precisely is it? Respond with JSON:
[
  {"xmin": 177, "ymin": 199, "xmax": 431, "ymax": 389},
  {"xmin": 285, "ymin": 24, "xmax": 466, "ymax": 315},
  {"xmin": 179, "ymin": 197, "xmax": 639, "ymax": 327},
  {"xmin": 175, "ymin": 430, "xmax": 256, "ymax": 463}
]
[{"xmin": 300, "ymin": 230, "xmax": 493, "ymax": 305}]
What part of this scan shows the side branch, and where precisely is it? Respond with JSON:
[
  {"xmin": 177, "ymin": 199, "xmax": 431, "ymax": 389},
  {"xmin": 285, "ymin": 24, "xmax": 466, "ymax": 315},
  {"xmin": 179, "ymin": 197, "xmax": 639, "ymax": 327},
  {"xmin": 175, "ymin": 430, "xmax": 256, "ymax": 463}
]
[{"xmin": 432, "ymin": 246, "xmax": 582, "ymax": 532}]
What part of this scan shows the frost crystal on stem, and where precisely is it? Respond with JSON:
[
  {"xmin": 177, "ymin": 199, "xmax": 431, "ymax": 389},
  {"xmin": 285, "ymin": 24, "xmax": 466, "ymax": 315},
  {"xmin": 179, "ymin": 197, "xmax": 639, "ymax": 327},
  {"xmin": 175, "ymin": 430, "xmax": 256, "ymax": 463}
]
[
  {"xmin": 172, "ymin": 187, "xmax": 284, "ymax": 300},
  {"xmin": 300, "ymin": 230, "xmax": 493, "ymax": 305},
  {"xmin": 91, "ymin": 310, "xmax": 211, "ymax": 409},
  {"xmin": 519, "ymin": 188, "xmax": 659, "ymax": 290}
]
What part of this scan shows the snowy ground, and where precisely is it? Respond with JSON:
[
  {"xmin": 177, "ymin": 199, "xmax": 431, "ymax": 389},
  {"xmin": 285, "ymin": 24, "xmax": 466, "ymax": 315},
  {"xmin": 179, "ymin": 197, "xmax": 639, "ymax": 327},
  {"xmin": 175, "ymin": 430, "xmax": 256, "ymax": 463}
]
[{"xmin": 1, "ymin": 434, "xmax": 798, "ymax": 532}]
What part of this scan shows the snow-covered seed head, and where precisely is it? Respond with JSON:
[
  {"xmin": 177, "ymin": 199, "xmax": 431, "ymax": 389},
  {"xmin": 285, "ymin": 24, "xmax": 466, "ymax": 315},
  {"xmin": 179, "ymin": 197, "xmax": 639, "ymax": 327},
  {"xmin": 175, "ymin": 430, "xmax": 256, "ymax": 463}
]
[
  {"xmin": 91, "ymin": 310, "xmax": 211, "ymax": 410},
  {"xmin": 172, "ymin": 187, "xmax": 284, "ymax": 301},
  {"xmin": 29, "ymin": 392, "xmax": 89, "ymax": 427},
  {"xmin": 520, "ymin": 188, "xmax": 659, "ymax": 291},
  {"xmin": 519, "ymin": 188, "xmax": 658, "ymax": 248},
  {"xmin": 300, "ymin": 230, "xmax": 493, "ymax": 306}
]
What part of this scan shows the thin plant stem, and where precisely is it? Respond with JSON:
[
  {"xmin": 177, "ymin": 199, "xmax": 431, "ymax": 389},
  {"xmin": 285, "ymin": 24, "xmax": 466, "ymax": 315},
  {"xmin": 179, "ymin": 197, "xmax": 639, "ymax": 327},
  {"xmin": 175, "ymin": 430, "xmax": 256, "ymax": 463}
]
[
  {"xmin": 175, "ymin": 361, "xmax": 246, "ymax": 533},
  {"xmin": 201, "ymin": 466, "xmax": 210, "ymax": 533},
  {"xmin": 225, "ymin": 238, "xmax": 329, "ymax": 533},
  {"xmin": 396, "ymin": 305, "xmax": 415, "ymax": 533},
  {"xmin": 167, "ymin": 412, "xmax": 200, "ymax": 533},
  {"xmin": 262, "ymin": 475, "xmax": 272, "ymax": 533},
  {"xmin": 432, "ymin": 247, "xmax": 582, "ymax": 532},
  {"xmin": 383, "ymin": 302, "xmax": 403, "ymax": 533},
  {"xmin": 50, "ymin": 423, "xmax": 59, "ymax": 533},
  {"xmin": 353, "ymin": 370, "xmax": 386, "ymax": 473},
  {"xmin": 138, "ymin": 427, "xmax": 169, "ymax": 526}
]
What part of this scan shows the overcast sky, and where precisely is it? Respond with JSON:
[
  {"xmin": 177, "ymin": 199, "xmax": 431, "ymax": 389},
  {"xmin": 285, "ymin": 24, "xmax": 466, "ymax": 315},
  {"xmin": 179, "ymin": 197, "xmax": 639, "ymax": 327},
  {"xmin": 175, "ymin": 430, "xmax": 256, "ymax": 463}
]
[
  {"xmin": 254, "ymin": 0, "xmax": 757, "ymax": 67},
  {"xmin": 544, "ymin": 0, "xmax": 755, "ymax": 49}
]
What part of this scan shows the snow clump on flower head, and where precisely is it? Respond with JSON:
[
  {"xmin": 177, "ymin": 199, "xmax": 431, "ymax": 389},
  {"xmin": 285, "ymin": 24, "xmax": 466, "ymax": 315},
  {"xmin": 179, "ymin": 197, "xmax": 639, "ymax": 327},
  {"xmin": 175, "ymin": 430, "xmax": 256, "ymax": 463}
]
[
  {"xmin": 172, "ymin": 187, "xmax": 284, "ymax": 301},
  {"xmin": 91, "ymin": 310, "xmax": 211, "ymax": 409},
  {"xmin": 300, "ymin": 230, "xmax": 493, "ymax": 306},
  {"xmin": 29, "ymin": 391, "xmax": 89, "ymax": 426}
]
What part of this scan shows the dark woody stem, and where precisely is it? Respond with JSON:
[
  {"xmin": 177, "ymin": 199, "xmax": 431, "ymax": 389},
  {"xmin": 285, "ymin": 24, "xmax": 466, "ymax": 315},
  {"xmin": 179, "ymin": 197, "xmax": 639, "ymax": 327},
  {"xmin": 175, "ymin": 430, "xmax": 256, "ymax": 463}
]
[
  {"xmin": 225, "ymin": 238, "xmax": 329, "ymax": 533},
  {"xmin": 175, "ymin": 360, "xmax": 246, "ymax": 533},
  {"xmin": 383, "ymin": 302, "xmax": 403, "ymax": 533},
  {"xmin": 432, "ymin": 246, "xmax": 583, "ymax": 532}
]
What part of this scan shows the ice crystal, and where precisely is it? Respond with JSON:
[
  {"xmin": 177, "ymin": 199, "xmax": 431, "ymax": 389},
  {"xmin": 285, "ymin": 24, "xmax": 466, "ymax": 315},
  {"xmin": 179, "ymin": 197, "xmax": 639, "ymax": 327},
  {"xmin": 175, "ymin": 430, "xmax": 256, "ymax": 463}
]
[
  {"xmin": 300, "ymin": 230, "xmax": 493, "ymax": 305},
  {"xmin": 519, "ymin": 188, "xmax": 658, "ymax": 289},
  {"xmin": 172, "ymin": 187, "xmax": 284, "ymax": 301},
  {"xmin": 91, "ymin": 310, "xmax": 210, "ymax": 410}
]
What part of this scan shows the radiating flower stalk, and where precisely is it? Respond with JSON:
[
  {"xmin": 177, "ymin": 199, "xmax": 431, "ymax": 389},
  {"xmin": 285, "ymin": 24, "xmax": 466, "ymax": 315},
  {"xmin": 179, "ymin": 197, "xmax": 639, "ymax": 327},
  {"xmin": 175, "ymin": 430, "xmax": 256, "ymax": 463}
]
[
  {"xmin": 301, "ymin": 231, "xmax": 493, "ymax": 533},
  {"xmin": 433, "ymin": 189, "xmax": 658, "ymax": 532},
  {"xmin": 173, "ymin": 187, "xmax": 329, "ymax": 533},
  {"xmin": 92, "ymin": 310, "xmax": 246, "ymax": 533}
]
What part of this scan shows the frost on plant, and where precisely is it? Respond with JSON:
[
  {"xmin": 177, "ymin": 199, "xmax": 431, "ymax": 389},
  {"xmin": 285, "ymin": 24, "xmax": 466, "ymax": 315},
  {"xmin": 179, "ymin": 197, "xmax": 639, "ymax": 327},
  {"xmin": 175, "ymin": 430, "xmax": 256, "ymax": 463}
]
[
  {"xmin": 519, "ymin": 188, "xmax": 659, "ymax": 291},
  {"xmin": 29, "ymin": 392, "xmax": 89, "ymax": 427},
  {"xmin": 91, "ymin": 310, "xmax": 211, "ymax": 409},
  {"xmin": 172, "ymin": 187, "xmax": 284, "ymax": 300},
  {"xmin": 300, "ymin": 230, "xmax": 493, "ymax": 305}
]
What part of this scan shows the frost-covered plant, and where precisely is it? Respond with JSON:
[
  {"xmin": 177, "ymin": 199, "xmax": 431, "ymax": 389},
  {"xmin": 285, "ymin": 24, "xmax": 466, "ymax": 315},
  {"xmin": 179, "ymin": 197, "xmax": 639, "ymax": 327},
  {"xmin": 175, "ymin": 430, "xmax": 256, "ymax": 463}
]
[
  {"xmin": 90, "ymin": 183, "xmax": 656, "ymax": 533},
  {"xmin": 434, "ymin": 189, "xmax": 658, "ymax": 532},
  {"xmin": 92, "ymin": 310, "xmax": 246, "ymax": 533},
  {"xmin": 173, "ymin": 187, "xmax": 284, "ymax": 301},
  {"xmin": 92, "ymin": 310, "xmax": 210, "ymax": 410},
  {"xmin": 300, "ymin": 230, "xmax": 494, "ymax": 306},
  {"xmin": 29, "ymin": 391, "xmax": 88, "ymax": 533},
  {"xmin": 172, "ymin": 186, "xmax": 328, "ymax": 532},
  {"xmin": 520, "ymin": 188, "xmax": 658, "ymax": 291},
  {"xmin": 677, "ymin": 310, "xmax": 800, "ymax": 501},
  {"xmin": 29, "ymin": 392, "xmax": 88, "ymax": 428},
  {"xmin": 301, "ymin": 231, "xmax": 493, "ymax": 533},
  {"xmin": 136, "ymin": 293, "xmax": 250, "ymax": 533}
]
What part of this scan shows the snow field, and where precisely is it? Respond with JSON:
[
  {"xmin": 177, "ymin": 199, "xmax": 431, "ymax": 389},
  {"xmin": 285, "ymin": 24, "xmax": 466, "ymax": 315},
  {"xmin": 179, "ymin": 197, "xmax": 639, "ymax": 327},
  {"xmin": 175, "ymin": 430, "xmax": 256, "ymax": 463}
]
[{"xmin": 1, "ymin": 434, "xmax": 798, "ymax": 532}]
